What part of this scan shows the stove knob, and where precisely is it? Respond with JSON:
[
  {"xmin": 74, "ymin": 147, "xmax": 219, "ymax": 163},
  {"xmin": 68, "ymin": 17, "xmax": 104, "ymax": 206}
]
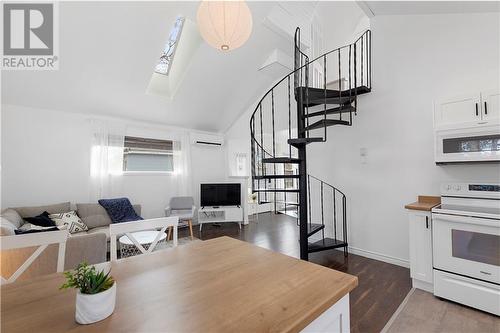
[
  {"xmin": 446, "ymin": 184, "xmax": 452, "ymax": 191},
  {"xmin": 454, "ymin": 185, "xmax": 461, "ymax": 191}
]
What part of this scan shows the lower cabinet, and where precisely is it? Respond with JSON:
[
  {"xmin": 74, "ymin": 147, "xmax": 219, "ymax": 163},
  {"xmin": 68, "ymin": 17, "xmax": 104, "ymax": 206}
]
[
  {"xmin": 408, "ymin": 210, "xmax": 434, "ymax": 292},
  {"xmin": 301, "ymin": 294, "xmax": 350, "ymax": 333}
]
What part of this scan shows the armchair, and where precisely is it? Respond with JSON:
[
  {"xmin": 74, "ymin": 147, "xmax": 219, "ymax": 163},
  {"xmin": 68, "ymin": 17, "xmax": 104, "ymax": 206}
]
[{"xmin": 165, "ymin": 197, "xmax": 195, "ymax": 240}]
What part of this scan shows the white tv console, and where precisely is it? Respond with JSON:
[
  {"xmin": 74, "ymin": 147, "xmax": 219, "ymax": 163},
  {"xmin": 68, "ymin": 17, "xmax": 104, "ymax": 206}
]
[{"xmin": 198, "ymin": 206, "xmax": 243, "ymax": 231}]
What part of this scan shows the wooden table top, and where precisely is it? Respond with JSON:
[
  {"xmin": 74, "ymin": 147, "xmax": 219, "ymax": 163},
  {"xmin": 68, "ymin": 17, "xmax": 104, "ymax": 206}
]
[
  {"xmin": 1, "ymin": 236, "xmax": 358, "ymax": 333},
  {"xmin": 405, "ymin": 195, "xmax": 441, "ymax": 212}
]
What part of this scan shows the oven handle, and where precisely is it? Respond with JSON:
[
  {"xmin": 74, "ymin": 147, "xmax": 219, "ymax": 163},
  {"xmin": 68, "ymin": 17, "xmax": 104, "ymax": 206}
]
[{"xmin": 432, "ymin": 213, "xmax": 499, "ymax": 228}]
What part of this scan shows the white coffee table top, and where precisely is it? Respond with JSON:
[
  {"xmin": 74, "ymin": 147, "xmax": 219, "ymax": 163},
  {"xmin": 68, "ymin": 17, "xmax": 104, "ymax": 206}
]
[{"xmin": 119, "ymin": 230, "xmax": 167, "ymax": 246}]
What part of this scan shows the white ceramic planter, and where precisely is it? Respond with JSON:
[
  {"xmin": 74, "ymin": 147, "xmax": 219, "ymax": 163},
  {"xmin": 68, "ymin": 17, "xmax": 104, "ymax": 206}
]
[{"xmin": 75, "ymin": 282, "xmax": 116, "ymax": 324}]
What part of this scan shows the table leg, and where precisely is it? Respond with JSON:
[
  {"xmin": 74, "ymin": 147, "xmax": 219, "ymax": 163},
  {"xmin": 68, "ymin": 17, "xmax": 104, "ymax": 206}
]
[
  {"xmin": 173, "ymin": 225, "xmax": 178, "ymax": 247},
  {"xmin": 167, "ymin": 226, "xmax": 172, "ymax": 241},
  {"xmin": 188, "ymin": 219, "xmax": 194, "ymax": 240}
]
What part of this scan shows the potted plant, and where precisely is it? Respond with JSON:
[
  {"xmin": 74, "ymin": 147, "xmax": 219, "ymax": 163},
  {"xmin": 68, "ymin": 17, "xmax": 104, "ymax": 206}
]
[{"xmin": 60, "ymin": 262, "xmax": 116, "ymax": 324}]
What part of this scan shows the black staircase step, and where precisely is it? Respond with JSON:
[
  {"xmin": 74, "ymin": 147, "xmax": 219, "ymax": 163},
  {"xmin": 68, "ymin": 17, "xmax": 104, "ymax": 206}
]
[
  {"xmin": 302, "ymin": 119, "xmax": 350, "ymax": 132},
  {"xmin": 352, "ymin": 85, "xmax": 371, "ymax": 95},
  {"xmin": 254, "ymin": 188, "xmax": 300, "ymax": 193},
  {"xmin": 308, "ymin": 238, "xmax": 347, "ymax": 253},
  {"xmin": 303, "ymin": 105, "xmax": 356, "ymax": 119},
  {"xmin": 253, "ymin": 175, "xmax": 299, "ymax": 180},
  {"xmin": 259, "ymin": 201, "xmax": 299, "ymax": 206},
  {"xmin": 261, "ymin": 157, "xmax": 301, "ymax": 164},
  {"xmin": 288, "ymin": 137, "xmax": 323, "ymax": 147},
  {"xmin": 307, "ymin": 223, "xmax": 325, "ymax": 237},
  {"xmin": 296, "ymin": 86, "xmax": 371, "ymax": 107},
  {"xmin": 304, "ymin": 96, "xmax": 355, "ymax": 107},
  {"xmin": 297, "ymin": 85, "xmax": 371, "ymax": 99}
]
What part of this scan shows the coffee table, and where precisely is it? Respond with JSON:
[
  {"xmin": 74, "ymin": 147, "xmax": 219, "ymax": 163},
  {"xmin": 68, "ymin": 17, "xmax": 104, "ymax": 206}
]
[{"xmin": 119, "ymin": 230, "xmax": 167, "ymax": 258}]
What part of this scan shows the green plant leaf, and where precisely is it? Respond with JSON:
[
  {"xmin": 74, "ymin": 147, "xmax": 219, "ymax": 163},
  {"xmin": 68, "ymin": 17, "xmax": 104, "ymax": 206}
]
[{"xmin": 59, "ymin": 261, "xmax": 114, "ymax": 294}]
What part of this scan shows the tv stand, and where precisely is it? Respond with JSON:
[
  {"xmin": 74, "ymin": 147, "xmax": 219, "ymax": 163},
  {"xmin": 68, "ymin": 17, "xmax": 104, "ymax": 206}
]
[{"xmin": 198, "ymin": 206, "xmax": 243, "ymax": 231}]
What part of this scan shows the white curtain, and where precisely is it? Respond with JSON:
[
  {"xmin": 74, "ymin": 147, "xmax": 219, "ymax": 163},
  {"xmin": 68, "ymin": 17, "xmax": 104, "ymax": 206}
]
[
  {"xmin": 89, "ymin": 119, "xmax": 125, "ymax": 201},
  {"xmin": 172, "ymin": 131, "xmax": 192, "ymax": 196}
]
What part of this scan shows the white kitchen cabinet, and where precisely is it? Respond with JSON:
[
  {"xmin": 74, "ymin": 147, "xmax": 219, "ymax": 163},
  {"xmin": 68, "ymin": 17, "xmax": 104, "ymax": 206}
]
[
  {"xmin": 434, "ymin": 93, "xmax": 481, "ymax": 127},
  {"xmin": 434, "ymin": 90, "xmax": 500, "ymax": 128},
  {"xmin": 481, "ymin": 89, "xmax": 500, "ymax": 123},
  {"xmin": 408, "ymin": 210, "xmax": 433, "ymax": 292}
]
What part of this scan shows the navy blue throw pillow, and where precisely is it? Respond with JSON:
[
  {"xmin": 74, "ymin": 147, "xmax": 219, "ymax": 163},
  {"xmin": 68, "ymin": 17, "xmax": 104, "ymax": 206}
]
[
  {"xmin": 98, "ymin": 198, "xmax": 143, "ymax": 223},
  {"xmin": 23, "ymin": 211, "xmax": 56, "ymax": 227}
]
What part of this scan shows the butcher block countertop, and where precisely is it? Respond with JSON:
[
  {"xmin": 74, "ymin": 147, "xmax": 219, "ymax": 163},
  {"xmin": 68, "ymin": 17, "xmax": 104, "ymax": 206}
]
[
  {"xmin": 1, "ymin": 236, "xmax": 358, "ymax": 333},
  {"xmin": 405, "ymin": 195, "xmax": 441, "ymax": 211}
]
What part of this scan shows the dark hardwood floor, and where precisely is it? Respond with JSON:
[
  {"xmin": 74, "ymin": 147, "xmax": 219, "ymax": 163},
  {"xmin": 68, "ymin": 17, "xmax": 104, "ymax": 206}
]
[{"xmin": 178, "ymin": 212, "xmax": 411, "ymax": 333}]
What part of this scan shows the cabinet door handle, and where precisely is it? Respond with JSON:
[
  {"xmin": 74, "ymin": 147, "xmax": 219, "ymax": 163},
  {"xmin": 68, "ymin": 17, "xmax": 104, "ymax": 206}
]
[
  {"xmin": 484, "ymin": 101, "xmax": 488, "ymax": 115},
  {"xmin": 425, "ymin": 216, "xmax": 429, "ymax": 229},
  {"xmin": 475, "ymin": 103, "xmax": 479, "ymax": 116}
]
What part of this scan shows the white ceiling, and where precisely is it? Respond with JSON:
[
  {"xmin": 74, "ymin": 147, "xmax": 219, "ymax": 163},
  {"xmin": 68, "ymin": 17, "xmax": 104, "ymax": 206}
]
[
  {"xmin": 2, "ymin": 1, "xmax": 366, "ymax": 133},
  {"xmin": 2, "ymin": 2, "xmax": 291, "ymax": 132},
  {"xmin": 358, "ymin": 1, "xmax": 500, "ymax": 17}
]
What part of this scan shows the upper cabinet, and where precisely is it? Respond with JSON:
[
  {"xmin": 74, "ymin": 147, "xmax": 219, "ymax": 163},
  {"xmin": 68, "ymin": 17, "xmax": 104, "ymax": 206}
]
[
  {"xmin": 481, "ymin": 90, "xmax": 500, "ymax": 123},
  {"xmin": 434, "ymin": 90, "xmax": 500, "ymax": 129}
]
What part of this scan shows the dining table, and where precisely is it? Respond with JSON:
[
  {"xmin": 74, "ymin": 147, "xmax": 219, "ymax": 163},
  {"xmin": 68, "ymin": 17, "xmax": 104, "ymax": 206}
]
[{"xmin": 1, "ymin": 236, "xmax": 358, "ymax": 332}]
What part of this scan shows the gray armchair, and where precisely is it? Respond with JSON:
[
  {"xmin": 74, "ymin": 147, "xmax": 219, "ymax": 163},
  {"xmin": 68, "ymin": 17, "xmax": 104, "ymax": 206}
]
[{"xmin": 165, "ymin": 197, "xmax": 195, "ymax": 240}]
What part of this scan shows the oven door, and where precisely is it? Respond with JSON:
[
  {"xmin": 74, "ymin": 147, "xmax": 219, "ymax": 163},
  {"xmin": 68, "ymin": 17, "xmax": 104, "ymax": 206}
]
[
  {"xmin": 435, "ymin": 125, "xmax": 500, "ymax": 163},
  {"xmin": 432, "ymin": 213, "xmax": 499, "ymax": 284}
]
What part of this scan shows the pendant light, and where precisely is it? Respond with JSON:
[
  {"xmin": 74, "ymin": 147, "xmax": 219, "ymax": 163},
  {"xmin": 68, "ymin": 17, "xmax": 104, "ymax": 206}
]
[{"xmin": 197, "ymin": 0, "xmax": 253, "ymax": 52}]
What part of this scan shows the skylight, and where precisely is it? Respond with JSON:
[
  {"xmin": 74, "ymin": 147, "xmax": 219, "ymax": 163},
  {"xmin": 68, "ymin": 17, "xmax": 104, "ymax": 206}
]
[{"xmin": 154, "ymin": 16, "xmax": 185, "ymax": 75}]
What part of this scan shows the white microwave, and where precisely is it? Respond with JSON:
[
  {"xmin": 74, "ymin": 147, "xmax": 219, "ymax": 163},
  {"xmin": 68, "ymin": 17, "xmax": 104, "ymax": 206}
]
[{"xmin": 435, "ymin": 125, "xmax": 500, "ymax": 164}]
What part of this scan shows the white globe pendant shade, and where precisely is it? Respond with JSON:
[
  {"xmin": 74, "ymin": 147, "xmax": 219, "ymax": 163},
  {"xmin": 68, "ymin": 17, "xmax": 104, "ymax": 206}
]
[{"xmin": 197, "ymin": 0, "xmax": 253, "ymax": 51}]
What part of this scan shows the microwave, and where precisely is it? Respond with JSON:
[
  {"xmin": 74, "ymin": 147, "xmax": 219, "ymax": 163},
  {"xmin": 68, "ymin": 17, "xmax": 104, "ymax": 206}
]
[{"xmin": 435, "ymin": 125, "xmax": 500, "ymax": 164}]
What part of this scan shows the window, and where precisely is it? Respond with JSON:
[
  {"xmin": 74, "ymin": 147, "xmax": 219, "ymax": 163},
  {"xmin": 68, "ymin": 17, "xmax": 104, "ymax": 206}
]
[
  {"xmin": 154, "ymin": 16, "xmax": 184, "ymax": 75},
  {"xmin": 123, "ymin": 136, "xmax": 174, "ymax": 172}
]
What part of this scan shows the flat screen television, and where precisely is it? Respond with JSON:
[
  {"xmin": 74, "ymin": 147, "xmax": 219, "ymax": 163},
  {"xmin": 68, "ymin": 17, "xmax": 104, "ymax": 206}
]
[{"xmin": 201, "ymin": 183, "xmax": 241, "ymax": 207}]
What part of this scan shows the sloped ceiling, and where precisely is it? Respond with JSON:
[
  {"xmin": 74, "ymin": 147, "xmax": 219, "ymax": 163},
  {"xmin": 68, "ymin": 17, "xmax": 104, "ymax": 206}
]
[
  {"xmin": 357, "ymin": 1, "xmax": 500, "ymax": 17},
  {"xmin": 2, "ymin": 1, "xmax": 292, "ymax": 132},
  {"xmin": 1, "ymin": 1, "xmax": 366, "ymax": 133}
]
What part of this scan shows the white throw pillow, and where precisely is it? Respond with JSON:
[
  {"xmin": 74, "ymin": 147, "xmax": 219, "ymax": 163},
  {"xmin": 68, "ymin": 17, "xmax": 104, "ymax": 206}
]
[
  {"xmin": 49, "ymin": 211, "xmax": 88, "ymax": 234},
  {"xmin": 0, "ymin": 217, "xmax": 16, "ymax": 236}
]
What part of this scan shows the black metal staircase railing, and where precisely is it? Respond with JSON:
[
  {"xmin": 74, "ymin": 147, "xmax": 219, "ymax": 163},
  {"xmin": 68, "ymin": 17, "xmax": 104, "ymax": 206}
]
[
  {"xmin": 306, "ymin": 175, "xmax": 347, "ymax": 256},
  {"xmin": 250, "ymin": 27, "xmax": 372, "ymax": 261}
]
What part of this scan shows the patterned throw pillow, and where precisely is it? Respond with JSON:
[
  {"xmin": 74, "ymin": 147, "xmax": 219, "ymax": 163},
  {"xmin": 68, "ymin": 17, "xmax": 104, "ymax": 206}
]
[{"xmin": 49, "ymin": 211, "xmax": 88, "ymax": 234}]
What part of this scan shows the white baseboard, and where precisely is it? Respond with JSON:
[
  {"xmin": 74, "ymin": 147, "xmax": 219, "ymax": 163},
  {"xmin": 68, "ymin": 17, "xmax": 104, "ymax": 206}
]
[
  {"xmin": 412, "ymin": 278, "xmax": 433, "ymax": 293},
  {"xmin": 338, "ymin": 246, "xmax": 410, "ymax": 268}
]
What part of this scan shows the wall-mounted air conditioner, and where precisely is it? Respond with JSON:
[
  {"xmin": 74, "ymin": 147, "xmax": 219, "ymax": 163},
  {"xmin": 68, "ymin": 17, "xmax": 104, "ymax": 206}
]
[{"xmin": 191, "ymin": 133, "xmax": 224, "ymax": 147}]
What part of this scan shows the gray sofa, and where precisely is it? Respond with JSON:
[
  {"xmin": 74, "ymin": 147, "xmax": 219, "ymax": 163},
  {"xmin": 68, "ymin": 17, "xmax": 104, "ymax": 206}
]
[{"xmin": 0, "ymin": 201, "xmax": 141, "ymax": 282}]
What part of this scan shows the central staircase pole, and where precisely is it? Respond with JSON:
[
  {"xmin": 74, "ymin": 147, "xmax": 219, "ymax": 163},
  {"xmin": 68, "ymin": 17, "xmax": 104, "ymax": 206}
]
[{"xmin": 297, "ymin": 94, "xmax": 309, "ymax": 261}]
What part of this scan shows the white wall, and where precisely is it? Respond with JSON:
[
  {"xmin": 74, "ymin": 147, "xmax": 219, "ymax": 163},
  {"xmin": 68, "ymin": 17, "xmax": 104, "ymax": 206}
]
[
  {"xmin": 1, "ymin": 104, "xmax": 226, "ymax": 219},
  {"xmin": 191, "ymin": 144, "xmax": 227, "ymax": 209},
  {"xmin": 224, "ymin": 12, "xmax": 500, "ymax": 266},
  {"xmin": 307, "ymin": 12, "xmax": 500, "ymax": 265}
]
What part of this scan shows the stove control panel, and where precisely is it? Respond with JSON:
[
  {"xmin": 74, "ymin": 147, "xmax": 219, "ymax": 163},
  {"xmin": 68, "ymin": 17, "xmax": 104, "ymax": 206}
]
[{"xmin": 441, "ymin": 182, "xmax": 500, "ymax": 199}]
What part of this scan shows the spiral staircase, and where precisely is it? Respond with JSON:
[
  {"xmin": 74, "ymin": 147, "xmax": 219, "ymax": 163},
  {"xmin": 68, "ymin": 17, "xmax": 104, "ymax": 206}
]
[{"xmin": 250, "ymin": 28, "xmax": 372, "ymax": 261}]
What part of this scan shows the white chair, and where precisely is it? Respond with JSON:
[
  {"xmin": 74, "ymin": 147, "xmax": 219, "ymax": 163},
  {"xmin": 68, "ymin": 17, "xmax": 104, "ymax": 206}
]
[
  {"xmin": 165, "ymin": 196, "xmax": 196, "ymax": 240},
  {"xmin": 109, "ymin": 217, "xmax": 179, "ymax": 261},
  {"xmin": 0, "ymin": 230, "xmax": 68, "ymax": 284}
]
